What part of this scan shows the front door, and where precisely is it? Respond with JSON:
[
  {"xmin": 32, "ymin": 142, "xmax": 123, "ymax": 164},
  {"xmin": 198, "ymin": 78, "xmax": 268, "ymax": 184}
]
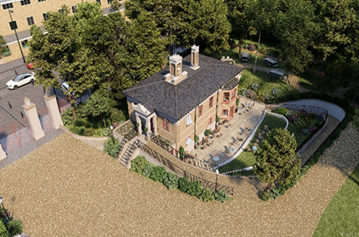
[{"xmin": 229, "ymin": 106, "xmax": 234, "ymax": 120}]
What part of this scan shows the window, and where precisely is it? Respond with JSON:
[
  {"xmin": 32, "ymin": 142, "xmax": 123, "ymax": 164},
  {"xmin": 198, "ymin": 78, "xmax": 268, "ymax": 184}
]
[
  {"xmin": 2, "ymin": 46, "xmax": 11, "ymax": 57},
  {"xmin": 224, "ymin": 92, "xmax": 230, "ymax": 102},
  {"xmin": 27, "ymin": 16, "xmax": 34, "ymax": 26},
  {"xmin": 58, "ymin": 9, "xmax": 63, "ymax": 13},
  {"xmin": 21, "ymin": 40, "xmax": 29, "ymax": 49},
  {"xmin": 231, "ymin": 89, "xmax": 236, "ymax": 99},
  {"xmin": 209, "ymin": 96, "xmax": 213, "ymax": 108},
  {"xmin": 186, "ymin": 137, "xmax": 192, "ymax": 146},
  {"xmin": 2, "ymin": 3, "xmax": 13, "ymax": 10},
  {"xmin": 72, "ymin": 6, "xmax": 77, "ymax": 13},
  {"xmin": 96, "ymin": 0, "xmax": 101, "ymax": 5},
  {"xmin": 163, "ymin": 118, "xmax": 169, "ymax": 131},
  {"xmin": 186, "ymin": 115, "xmax": 192, "ymax": 127},
  {"xmin": 208, "ymin": 117, "xmax": 212, "ymax": 126},
  {"xmin": 43, "ymin": 13, "xmax": 48, "ymax": 20},
  {"xmin": 222, "ymin": 110, "xmax": 228, "ymax": 116},
  {"xmin": 21, "ymin": 0, "xmax": 31, "ymax": 6},
  {"xmin": 38, "ymin": 0, "xmax": 46, "ymax": 2},
  {"xmin": 198, "ymin": 105, "xmax": 203, "ymax": 117},
  {"xmin": 107, "ymin": 0, "xmax": 112, "ymax": 4}
]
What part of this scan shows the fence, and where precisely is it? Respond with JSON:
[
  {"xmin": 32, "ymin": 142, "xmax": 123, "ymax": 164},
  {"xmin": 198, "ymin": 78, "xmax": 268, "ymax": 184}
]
[
  {"xmin": 0, "ymin": 117, "xmax": 33, "ymax": 155},
  {"xmin": 133, "ymin": 139, "xmax": 235, "ymax": 196},
  {"xmin": 150, "ymin": 134, "xmax": 214, "ymax": 171}
]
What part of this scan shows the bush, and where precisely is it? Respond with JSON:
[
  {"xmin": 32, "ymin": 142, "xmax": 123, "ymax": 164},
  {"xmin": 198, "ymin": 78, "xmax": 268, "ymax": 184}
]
[
  {"xmin": 250, "ymin": 82, "xmax": 259, "ymax": 91},
  {"xmin": 186, "ymin": 181, "xmax": 202, "ymax": 197},
  {"xmin": 259, "ymin": 190, "xmax": 272, "ymax": 201},
  {"xmin": 163, "ymin": 172, "xmax": 179, "ymax": 190},
  {"xmin": 6, "ymin": 220, "xmax": 22, "ymax": 236},
  {"xmin": 0, "ymin": 220, "xmax": 8, "ymax": 236},
  {"xmin": 150, "ymin": 166, "xmax": 167, "ymax": 183},
  {"xmin": 61, "ymin": 108, "xmax": 75, "ymax": 125},
  {"xmin": 273, "ymin": 107, "xmax": 288, "ymax": 116},
  {"xmin": 103, "ymin": 136, "xmax": 122, "ymax": 158},
  {"xmin": 142, "ymin": 163, "xmax": 154, "ymax": 178},
  {"xmin": 301, "ymin": 128, "xmax": 310, "ymax": 135},
  {"xmin": 240, "ymin": 88, "xmax": 247, "ymax": 96},
  {"xmin": 204, "ymin": 129, "xmax": 211, "ymax": 136},
  {"xmin": 179, "ymin": 146, "xmax": 185, "ymax": 160},
  {"xmin": 131, "ymin": 156, "xmax": 149, "ymax": 174},
  {"xmin": 249, "ymin": 44, "xmax": 256, "ymax": 51},
  {"xmin": 199, "ymin": 188, "xmax": 215, "ymax": 202},
  {"xmin": 271, "ymin": 88, "xmax": 280, "ymax": 97},
  {"xmin": 178, "ymin": 177, "xmax": 190, "ymax": 193},
  {"xmin": 74, "ymin": 118, "xmax": 88, "ymax": 127},
  {"xmin": 111, "ymin": 108, "xmax": 126, "ymax": 124},
  {"xmin": 214, "ymin": 190, "xmax": 231, "ymax": 203}
]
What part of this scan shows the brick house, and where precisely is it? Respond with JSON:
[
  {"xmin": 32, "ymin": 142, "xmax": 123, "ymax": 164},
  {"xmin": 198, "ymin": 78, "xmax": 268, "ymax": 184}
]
[{"xmin": 123, "ymin": 45, "xmax": 243, "ymax": 152}]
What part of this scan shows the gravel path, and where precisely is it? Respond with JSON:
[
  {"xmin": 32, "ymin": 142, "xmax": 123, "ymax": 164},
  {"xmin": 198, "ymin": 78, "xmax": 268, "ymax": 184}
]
[{"xmin": 1, "ymin": 123, "xmax": 358, "ymax": 236}]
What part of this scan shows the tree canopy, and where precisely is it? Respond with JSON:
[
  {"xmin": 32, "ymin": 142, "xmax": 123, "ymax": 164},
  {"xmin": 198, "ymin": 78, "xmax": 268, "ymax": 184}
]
[
  {"xmin": 0, "ymin": 35, "xmax": 6, "ymax": 56},
  {"xmin": 254, "ymin": 128, "xmax": 301, "ymax": 189}
]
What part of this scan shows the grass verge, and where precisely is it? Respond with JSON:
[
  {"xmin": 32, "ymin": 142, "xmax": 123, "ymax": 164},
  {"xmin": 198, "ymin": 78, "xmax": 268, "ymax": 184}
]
[{"xmin": 312, "ymin": 162, "xmax": 359, "ymax": 237}]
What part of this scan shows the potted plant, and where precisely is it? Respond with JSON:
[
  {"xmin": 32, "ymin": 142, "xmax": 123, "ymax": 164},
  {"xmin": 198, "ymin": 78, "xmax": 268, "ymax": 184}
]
[
  {"xmin": 216, "ymin": 115, "xmax": 221, "ymax": 128},
  {"xmin": 194, "ymin": 135, "xmax": 200, "ymax": 149},
  {"xmin": 179, "ymin": 146, "xmax": 185, "ymax": 160},
  {"xmin": 204, "ymin": 129, "xmax": 210, "ymax": 142},
  {"xmin": 144, "ymin": 127, "xmax": 149, "ymax": 140},
  {"xmin": 235, "ymin": 98, "xmax": 240, "ymax": 112}
]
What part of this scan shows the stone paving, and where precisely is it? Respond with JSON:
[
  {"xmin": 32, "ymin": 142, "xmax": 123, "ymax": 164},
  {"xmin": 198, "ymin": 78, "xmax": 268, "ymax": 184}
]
[{"xmin": 190, "ymin": 100, "xmax": 265, "ymax": 166}]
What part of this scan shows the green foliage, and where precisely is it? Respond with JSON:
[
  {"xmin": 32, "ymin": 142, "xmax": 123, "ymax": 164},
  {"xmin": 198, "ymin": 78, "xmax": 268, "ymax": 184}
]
[
  {"xmin": 111, "ymin": 108, "xmax": 126, "ymax": 124},
  {"xmin": 186, "ymin": 181, "xmax": 202, "ymax": 197},
  {"xmin": 110, "ymin": 0, "xmax": 121, "ymax": 10},
  {"xmin": 254, "ymin": 128, "xmax": 301, "ymax": 188},
  {"xmin": 214, "ymin": 190, "xmax": 231, "ymax": 203},
  {"xmin": 250, "ymin": 82, "xmax": 258, "ymax": 91},
  {"xmin": 150, "ymin": 166, "xmax": 167, "ymax": 183},
  {"xmin": 0, "ymin": 220, "xmax": 8, "ymax": 235},
  {"xmin": 163, "ymin": 172, "xmax": 179, "ymax": 190},
  {"xmin": 272, "ymin": 107, "xmax": 288, "ymax": 116},
  {"xmin": 178, "ymin": 177, "xmax": 190, "ymax": 193},
  {"xmin": 142, "ymin": 163, "xmax": 154, "ymax": 178},
  {"xmin": 199, "ymin": 188, "xmax": 215, "ymax": 202},
  {"xmin": 179, "ymin": 146, "xmax": 185, "ymax": 160},
  {"xmin": 236, "ymin": 97, "xmax": 240, "ymax": 107},
  {"xmin": 204, "ymin": 129, "xmax": 211, "ymax": 136},
  {"xmin": 61, "ymin": 108, "xmax": 76, "ymax": 125},
  {"xmin": 130, "ymin": 156, "xmax": 149, "ymax": 174},
  {"xmin": 353, "ymin": 109, "xmax": 359, "ymax": 132},
  {"xmin": 259, "ymin": 190, "xmax": 272, "ymax": 201},
  {"xmin": 6, "ymin": 220, "xmax": 22, "ymax": 236},
  {"xmin": 0, "ymin": 35, "xmax": 6, "ymax": 57},
  {"xmin": 194, "ymin": 135, "xmax": 200, "ymax": 143},
  {"xmin": 216, "ymin": 115, "xmax": 221, "ymax": 123},
  {"xmin": 103, "ymin": 136, "xmax": 122, "ymax": 158}
]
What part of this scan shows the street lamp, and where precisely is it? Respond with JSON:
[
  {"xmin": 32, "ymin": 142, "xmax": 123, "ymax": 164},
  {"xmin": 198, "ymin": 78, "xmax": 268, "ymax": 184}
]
[
  {"xmin": 110, "ymin": 125, "xmax": 114, "ymax": 137},
  {"xmin": 215, "ymin": 169, "xmax": 219, "ymax": 192},
  {"xmin": 8, "ymin": 10, "xmax": 26, "ymax": 64},
  {"xmin": 0, "ymin": 197, "xmax": 11, "ymax": 222}
]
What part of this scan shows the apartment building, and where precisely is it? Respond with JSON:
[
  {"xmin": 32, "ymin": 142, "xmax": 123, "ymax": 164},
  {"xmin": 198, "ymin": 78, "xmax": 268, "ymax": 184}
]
[
  {"xmin": 0, "ymin": 0, "xmax": 124, "ymax": 64},
  {"xmin": 123, "ymin": 45, "xmax": 243, "ymax": 152}
]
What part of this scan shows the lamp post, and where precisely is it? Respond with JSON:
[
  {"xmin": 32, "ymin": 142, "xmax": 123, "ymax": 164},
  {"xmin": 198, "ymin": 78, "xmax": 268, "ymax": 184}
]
[
  {"xmin": 215, "ymin": 169, "xmax": 219, "ymax": 192},
  {"xmin": 0, "ymin": 197, "xmax": 11, "ymax": 222},
  {"xmin": 8, "ymin": 10, "xmax": 26, "ymax": 64},
  {"xmin": 110, "ymin": 125, "xmax": 114, "ymax": 137}
]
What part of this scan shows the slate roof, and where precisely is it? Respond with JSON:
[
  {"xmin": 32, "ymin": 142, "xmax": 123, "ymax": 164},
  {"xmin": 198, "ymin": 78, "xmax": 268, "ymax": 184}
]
[{"xmin": 123, "ymin": 54, "xmax": 243, "ymax": 121}]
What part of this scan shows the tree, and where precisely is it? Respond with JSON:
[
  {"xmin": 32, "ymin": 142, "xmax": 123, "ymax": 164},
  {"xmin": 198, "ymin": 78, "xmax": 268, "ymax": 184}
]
[
  {"xmin": 254, "ymin": 128, "xmax": 301, "ymax": 190},
  {"xmin": 245, "ymin": 0, "xmax": 278, "ymax": 73},
  {"xmin": 125, "ymin": 0, "xmax": 231, "ymax": 51},
  {"xmin": 110, "ymin": 0, "xmax": 122, "ymax": 11},
  {"xmin": 84, "ymin": 88, "xmax": 116, "ymax": 127},
  {"xmin": 0, "ymin": 35, "xmax": 6, "ymax": 56}
]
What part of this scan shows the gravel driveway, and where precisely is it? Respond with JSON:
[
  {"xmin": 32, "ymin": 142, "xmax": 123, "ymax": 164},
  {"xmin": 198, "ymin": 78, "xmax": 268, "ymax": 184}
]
[{"xmin": 0, "ymin": 122, "xmax": 358, "ymax": 236}]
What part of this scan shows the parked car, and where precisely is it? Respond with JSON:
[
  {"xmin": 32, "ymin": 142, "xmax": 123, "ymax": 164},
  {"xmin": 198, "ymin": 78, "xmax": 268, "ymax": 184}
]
[
  {"xmin": 263, "ymin": 57, "xmax": 279, "ymax": 68},
  {"xmin": 239, "ymin": 52, "xmax": 251, "ymax": 62},
  {"xmin": 267, "ymin": 69, "xmax": 288, "ymax": 80},
  {"xmin": 6, "ymin": 72, "xmax": 35, "ymax": 90}
]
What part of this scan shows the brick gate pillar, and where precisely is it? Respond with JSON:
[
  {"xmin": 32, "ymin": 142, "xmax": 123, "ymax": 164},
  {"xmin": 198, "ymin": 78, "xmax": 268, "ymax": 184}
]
[
  {"xmin": 44, "ymin": 95, "xmax": 63, "ymax": 129},
  {"xmin": 22, "ymin": 97, "xmax": 45, "ymax": 140},
  {"xmin": 0, "ymin": 144, "xmax": 6, "ymax": 161}
]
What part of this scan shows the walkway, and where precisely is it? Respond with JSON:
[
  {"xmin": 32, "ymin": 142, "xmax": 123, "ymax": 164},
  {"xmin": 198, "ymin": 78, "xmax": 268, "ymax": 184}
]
[{"xmin": 190, "ymin": 101, "xmax": 265, "ymax": 166}]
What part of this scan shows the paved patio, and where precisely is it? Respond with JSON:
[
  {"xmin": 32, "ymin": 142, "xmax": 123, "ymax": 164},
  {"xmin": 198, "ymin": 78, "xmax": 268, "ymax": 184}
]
[{"xmin": 190, "ymin": 101, "xmax": 265, "ymax": 166}]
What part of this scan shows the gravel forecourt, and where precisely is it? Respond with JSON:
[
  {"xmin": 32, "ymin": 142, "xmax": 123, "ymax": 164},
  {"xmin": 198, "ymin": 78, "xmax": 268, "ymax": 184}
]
[{"xmin": 1, "ymin": 121, "xmax": 358, "ymax": 236}]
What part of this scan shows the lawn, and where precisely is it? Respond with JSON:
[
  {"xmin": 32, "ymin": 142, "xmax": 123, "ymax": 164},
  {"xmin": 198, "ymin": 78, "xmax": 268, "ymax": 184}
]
[
  {"xmin": 239, "ymin": 69, "xmax": 300, "ymax": 100},
  {"xmin": 219, "ymin": 113, "xmax": 287, "ymax": 172},
  {"xmin": 313, "ymin": 162, "xmax": 359, "ymax": 237},
  {"xmin": 297, "ymin": 71, "xmax": 337, "ymax": 94}
]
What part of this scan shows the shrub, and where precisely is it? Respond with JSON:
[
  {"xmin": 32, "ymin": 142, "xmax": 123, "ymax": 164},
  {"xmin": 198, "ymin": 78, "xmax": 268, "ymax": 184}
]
[
  {"xmin": 186, "ymin": 181, "xmax": 202, "ymax": 197},
  {"xmin": 214, "ymin": 190, "xmax": 231, "ymax": 203},
  {"xmin": 61, "ymin": 108, "xmax": 75, "ymax": 125},
  {"xmin": 74, "ymin": 118, "xmax": 88, "ymax": 127},
  {"xmin": 273, "ymin": 107, "xmax": 288, "ymax": 116},
  {"xmin": 204, "ymin": 129, "xmax": 211, "ymax": 136},
  {"xmin": 179, "ymin": 146, "xmax": 185, "ymax": 160},
  {"xmin": 250, "ymin": 82, "xmax": 259, "ymax": 91},
  {"xmin": 163, "ymin": 172, "xmax": 179, "ymax": 190},
  {"xmin": 150, "ymin": 166, "xmax": 167, "ymax": 183},
  {"xmin": 199, "ymin": 188, "xmax": 215, "ymax": 202},
  {"xmin": 111, "ymin": 108, "xmax": 126, "ymax": 123},
  {"xmin": 130, "ymin": 156, "xmax": 149, "ymax": 174},
  {"xmin": 103, "ymin": 136, "xmax": 122, "ymax": 158},
  {"xmin": 142, "ymin": 163, "xmax": 154, "ymax": 178},
  {"xmin": 301, "ymin": 128, "xmax": 310, "ymax": 135},
  {"xmin": 259, "ymin": 190, "xmax": 272, "ymax": 201},
  {"xmin": 178, "ymin": 177, "xmax": 190, "ymax": 193},
  {"xmin": 6, "ymin": 220, "xmax": 22, "ymax": 236},
  {"xmin": 0, "ymin": 220, "xmax": 8, "ymax": 235},
  {"xmin": 69, "ymin": 125, "xmax": 86, "ymax": 136},
  {"xmin": 249, "ymin": 44, "xmax": 256, "ymax": 51},
  {"xmin": 246, "ymin": 90, "xmax": 255, "ymax": 99},
  {"xmin": 240, "ymin": 88, "xmax": 247, "ymax": 96}
]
